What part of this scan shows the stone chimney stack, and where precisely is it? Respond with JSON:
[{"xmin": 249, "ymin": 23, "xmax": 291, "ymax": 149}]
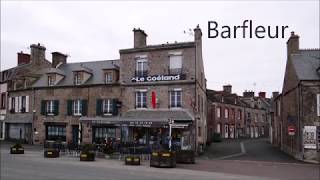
[
  {"xmin": 223, "ymin": 85, "xmax": 232, "ymax": 94},
  {"xmin": 243, "ymin": 91, "xmax": 255, "ymax": 98},
  {"xmin": 30, "ymin": 43, "xmax": 46, "ymax": 65},
  {"xmin": 17, "ymin": 51, "xmax": 31, "ymax": 66},
  {"xmin": 194, "ymin": 24, "xmax": 202, "ymax": 42},
  {"xmin": 133, "ymin": 28, "xmax": 147, "ymax": 48},
  {"xmin": 52, "ymin": 52, "xmax": 67, "ymax": 68},
  {"xmin": 258, "ymin": 92, "xmax": 266, "ymax": 98},
  {"xmin": 287, "ymin": 31, "xmax": 299, "ymax": 59},
  {"xmin": 272, "ymin": 92, "xmax": 280, "ymax": 99}
]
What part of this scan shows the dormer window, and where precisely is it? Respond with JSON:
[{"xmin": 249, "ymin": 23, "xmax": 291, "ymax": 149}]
[
  {"xmin": 74, "ymin": 72, "xmax": 82, "ymax": 85},
  {"xmin": 48, "ymin": 75, "xmax": 55, "ymax": 86},
  {"xmin": 105, "ymin": 72, "xmax": 113, "ymax": 83}
]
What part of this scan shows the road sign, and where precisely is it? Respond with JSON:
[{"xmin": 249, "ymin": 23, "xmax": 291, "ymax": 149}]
[{"xmin": 288, "ymin": 125, "xmax": 296, "ymax": 136}]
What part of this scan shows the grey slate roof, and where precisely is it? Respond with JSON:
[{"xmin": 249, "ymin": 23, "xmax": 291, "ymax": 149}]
[
  {"xmin": 291, "ymin": 49, "xmax": 320, "ymax": 81},
  {"xmin": 33, "ymin": 59, "xmax": 119, "ymax": 87}
]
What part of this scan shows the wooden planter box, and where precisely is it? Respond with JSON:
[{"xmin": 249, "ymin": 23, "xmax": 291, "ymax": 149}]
[
  {"xmin": 125, "ymin": 156, "xmax": 140, "ymax": 165},
  {"xmin": 150, "ymin": 151, "xmax": 176, "ymax": 168},
  {"xmin": 44, "ymin": 149, "xmax": 60, "ymax": 158},
  {"xmin": 10, "ymin": 147, "xmax": 24, "ymax": 154},
  {"xmin": 176, "ymin": 150, "xmax": 195, "ymax": 164},
  {"xmin": 80, "ymin": 152, "xmax": 95, "ymax": 161}
]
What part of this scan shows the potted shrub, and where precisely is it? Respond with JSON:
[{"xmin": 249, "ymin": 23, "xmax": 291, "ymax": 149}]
[
  {"xmin": 80, "ymin": 144, "xmax": 95, "ymax": 161},
  {"xmin": 44, "ymin": 148, "xmax": 59, "ymax": 158},
  {"xmin": 10, "ymin": 143, "xmax": 24, "ymax": 154},
  {"xmin": 150, "ymin": 150, "xmax": 176, "ymax": 168},
  {"xmin": 176, "ymin": 150, "xmax": 195, "ymax": 164},
  {"xmin": 125, "ymin": 156, "xmax": 140, "ymax": 165}
]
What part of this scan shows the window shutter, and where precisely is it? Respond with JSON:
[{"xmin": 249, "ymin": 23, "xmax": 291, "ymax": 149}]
[
  {"xmin": 82, "ymin": 100, "xmax": 88, "ymax": 116},
  {"xmin": 112, "ymin": 99, "xmax": 118, "ymax": 116},
  {"xmin": 15, "ymin": 97, "xmax": 19, "ymax": 113},
  {"xmin": 8, "ymin": 97, "xmax": 12, "ymax": 110},
  {"xmin": 25, "ymin": 96, "xmax": 29, "ymax": 112},
  {"xmin": 54, "ymin": 100, "xmax": 59, "ymax": 116},
  {"xmin": 41, "ymin": 100, "xmax": 46, "ymax": 115},
  {"xmin": 67, "ymin": 100, "xmax": 73, "ymax": 116},
  {"xmin": 317, "ymin": 94, "xmax": 320, "ymax": 116},
  {"xmin": 96, "ymin": 99, "xmax": 102, "ymax": 116}
]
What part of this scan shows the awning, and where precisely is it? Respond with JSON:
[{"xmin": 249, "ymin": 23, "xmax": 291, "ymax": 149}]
[{"xmin": 80, "ymin": 109, "xmax": 194, "ymax": 127}]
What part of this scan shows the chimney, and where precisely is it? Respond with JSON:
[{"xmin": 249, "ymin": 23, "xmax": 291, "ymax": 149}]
[
  {"xmin": 243, "ymin": 91, "xmax": 254, "ymax": 98},
  {"xmin": 258, "ymin": 92, "xmax": 266, "ymax": 98},
  {"xmin": 272, "ymin": 91, "xmax": 280, "ymax": 99},
  {"xmin": 133, "ymin": 28, "xmax": 147, "ymax": 48},
  {"xmin": 52, "ymin": 52, "xmax": 67, "ymax": 68},
  {"xmin": 287, "ymin": 31, "xmax": 299, "ymax": 59},
  {"xmin": 194, "ymin": 24, "xmax": 202, "ymax": 42},
  {"xmin": 17, "ymin": 51, "xmax": 31, "ymax": 66},
  {"xmin": 223, "ymin": 85, "xmax": 232, "ymax": 94},
  {"xmin": 30, "ymin": 43, "xmax": 46, "ymax": 65}
]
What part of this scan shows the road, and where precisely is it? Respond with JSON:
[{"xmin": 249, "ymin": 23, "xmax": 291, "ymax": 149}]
[{"xmin": 1, "ymin": 139, "xmax": 319, "ymax": 180}]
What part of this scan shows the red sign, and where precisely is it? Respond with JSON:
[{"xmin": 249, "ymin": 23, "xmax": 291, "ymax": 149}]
[
  {"xmin": 288, "ymin": 125, "xmax": 296, "ymax": 136},
  {"xmin": 151, "ymin": 91, "xmax": 156, "ymax": 109}
]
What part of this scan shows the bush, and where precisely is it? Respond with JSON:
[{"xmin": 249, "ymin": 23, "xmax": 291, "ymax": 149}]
[
  {"xmin": 213, "ymin": 133, "xmax": 222, "ymax": 142},
  {"xmin": 10, "ymin": 143, "xmax": 24, "ymax": 154},
  {"xmin": 80, "ymin": 151, "xmax": 95, "ymax": 161},
  {"xmin": 12, "ymin": 143, "xmax": 23, "ymax": 148}
]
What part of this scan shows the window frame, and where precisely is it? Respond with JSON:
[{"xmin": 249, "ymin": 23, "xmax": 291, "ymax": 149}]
[
  {"xmin": 48, "ymin": 75, "xmax": 55, "ymax": 86},
  {"xmin": 103, "ymin": 99, "xmax": 112, "ymax": 115},
  {"xmin": 135, "ymin": 90, "xmax": 147, "ymax": 109},
  {"xmin": 46, "ymin": 100, "xmax": 55, "ymax": 115},
  {"xmin": 105, "ymin": 72, "xmax": 113, "ymax": 83},
  {"xmin": 74, "ymin": 72, "xmax": 82, "ymax": 85},
  {"xmin": 73, "ymin": 99, "xmax": 82, "ymax": 116},
  {"xmin": 136, "ymin": 58, "xmax": 148, "ymax": 77},
  {"xmin": 170, "ymin": 89, "xmax": 182, "ymax": 108},
  {"xmin": 224, "ymin": 108, "xmax": 229, "ymax": 119}
]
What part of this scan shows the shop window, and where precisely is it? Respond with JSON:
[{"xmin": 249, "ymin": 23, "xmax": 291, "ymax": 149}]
[
  {"xmin": 170, "ymin": 89, "xmax": 182, "ymax": 108},
  {"xmin": 135, "ymin": 90, "xmax": 147, "ymax": 108},
  {"xmin": 93, "ymin": 127, "xmax": 115, "ymax": 143},
  {"xmin": 216, "ymin": 107, "xmax": 221, "ymax": 118},
  {"xmin": 135, "ymin": 58, "xmax": 148, "ymax": 77},
  {"xmin": 169, "ymin": 54, "xmax": 182, "ymax": 74},
  {"xmin": 46, "ymin": 125, "xmax": 66, "ymax": 141},
  {"xmin": 105, "ymin": 72, "xmax": 113, "ymax": 83}
]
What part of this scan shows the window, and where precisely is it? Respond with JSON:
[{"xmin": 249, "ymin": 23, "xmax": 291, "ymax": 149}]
[
  {"xmin": 255, "ymin": 114, "xmax": 258, "ymax": 122},
  {"xmin": 136, "ymin": 58, "xmax": 148, "ymax": 77},
  {"xmin": 21, "ymin": 96, "xmax": 26, "ymax": 112},
  {"xmin": 0, "ymin": 93, "xmax": 6, "ymax": 109},
  {"xmin": 46, "ymin": 125, "xmax": 66, "ymax": 141},
  {"xmin": 48, "ymin": 75, "xmax": 55, "ymax": 86},
  {"xmin": 216, "ymin": 107, "xmax": 221, "ymax": 118},
  {"xmin": 170, "ymin": 89, "xmax": 182, "ymax": 108},
  {"xmin": 93, "ymin": 127, "xmax": 116, "ymax": 143},
  {"xmin": 10, "ymin": 97, "xmax": 15, "ymax": 111},
  {"xmin": 238, "ymin": 110, "xmax": 242, "ymax": 120},
  {"xmin": 103, "ymin": 99, "xmax": 112, "ymax": 114},
  {"xmin": 231, "ymin": 109, "xmax": 235, "ymax": 119},
  {"xmin": 46, "ymin": 100, "xmax": 54, "ymax": 115},
  {"xmin": 216, "ymin": 123, "xmax": 221, "ymax": 133},
  {"xmin": 317, "ymin": 94, "xmax": 320, "ymax": 116},
  {"xmin": 169, "ymin": 55, "xmax": 182, "ymax": 74},
  {"xmin": 105, "ymin": 72, "xmax": 113, "ymax": 83},
  {"xmin": 73, "ymin": 100, "xmax": 82, "ymax": 115},
  {"xmin": 224, "ymin": 108, "xmax": 229, "ymax": 118},
  {"xmin": 135, "ymin": 90, "xmax": 147, "ymax": 108},
  {"xmin": 74, "ymin": 72, "xmax": 82, "ymax": 85}
]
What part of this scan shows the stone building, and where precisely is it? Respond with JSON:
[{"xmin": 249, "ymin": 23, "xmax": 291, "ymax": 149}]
[
  {"xmin": 279, "ymin": 32, "xmax": 320, "ymax": 162},
  {"xmin": 207, "ymin": 86, "xmax": 246, "ymax": 141},
  {"xmin": 241, "ymin": 91, "xmax": 271, "ymax": 138},
  {"xmin": 27, "ymin": 25, "xmax": 206, "ymax": 153},
  {"xmin": 207, "ymin": 86, "xmax": 270, "ymax": 142},
  {"xmin": 0, "ymin": 44, "xmax": 52, "ymax": 143}
]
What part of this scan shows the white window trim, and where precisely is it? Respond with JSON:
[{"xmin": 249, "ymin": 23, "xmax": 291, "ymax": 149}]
[
  {"xmin": 135, "ymin": 90, "xmax": 147, "ymax": 109},
  {"xmin": 74, "ymin": 73, "xmax": 82, "ymax": 85},
  {"xmin": 224, "ymin": 108, "xmax": 229, "ymax": 119},
  {"xmin": 46, "ymin": 100, "xmax": 54, "ymax": 116},
  {"xmin": 103, "ymin": 99, "xmax": 112, "ymax": 115},
  {"xmin": 217, "ymin": 107, "xmax": 221, "ymax": 118},
  {"xmin": 170, "ymin": 89, "xmax": 182, "ymax": 108},
  {"xmin": 105, "ymin": 72, "xmax": 113, "ymax": 83},
  {"xmin": 73, "ymin": 100, "xmax": 82, "ymax": 116}
]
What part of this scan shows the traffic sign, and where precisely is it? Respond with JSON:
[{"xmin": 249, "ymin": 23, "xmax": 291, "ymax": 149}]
[{"xmin": 288, "ymin": 125, "xmax": 296, "ymax": 136}]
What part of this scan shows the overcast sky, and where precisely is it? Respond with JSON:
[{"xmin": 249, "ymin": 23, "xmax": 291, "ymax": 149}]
[{"xmin": 1, "ymin": 1, "xmax": 319, "ymax": 97}]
